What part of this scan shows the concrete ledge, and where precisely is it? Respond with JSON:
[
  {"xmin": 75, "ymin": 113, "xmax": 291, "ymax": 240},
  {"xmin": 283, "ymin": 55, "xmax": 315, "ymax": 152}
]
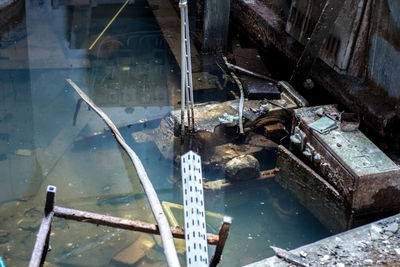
[{"xmin": 245, "ymin": 212, "xmax": 400, "ymax": 266}]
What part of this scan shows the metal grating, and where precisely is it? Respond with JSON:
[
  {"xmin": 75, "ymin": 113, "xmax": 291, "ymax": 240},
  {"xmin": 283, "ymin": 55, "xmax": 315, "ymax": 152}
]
[{"xmin": 181, "ymin": 151, "xmax": 208, "ymax": 266}]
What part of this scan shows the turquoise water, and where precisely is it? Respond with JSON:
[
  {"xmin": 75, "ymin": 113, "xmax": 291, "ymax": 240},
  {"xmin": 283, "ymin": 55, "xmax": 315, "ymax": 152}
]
[{"xmin": 0, "ymin": 0, "xmax": 330, "ymax": 266}]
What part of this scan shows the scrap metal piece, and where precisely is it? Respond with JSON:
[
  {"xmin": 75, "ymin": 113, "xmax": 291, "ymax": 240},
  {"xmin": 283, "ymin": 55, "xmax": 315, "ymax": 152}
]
[
  {"xmin": 340, "ymin": 112, "xmax": 360, "ymax": 132},
  {"xmin": 181, "ymin": 151, "xmax": 209, "ymax": 266},
  {"xmin": 242, "ymin": 79, "xmax": 281, "ymax": 100},
  {"xmin": 270, "ymin": 246, "xmax": 309, "ymax": 267},
  {"xmin": 277, "ymin": 81, "xmax": 309, "ymax": 107},
  {"xmin": 308, "ymin": 116, "xmax": 337, "ymax": 134}
]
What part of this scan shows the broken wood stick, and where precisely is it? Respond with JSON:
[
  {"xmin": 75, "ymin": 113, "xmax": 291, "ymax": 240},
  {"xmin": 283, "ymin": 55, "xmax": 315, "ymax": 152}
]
[
  {"xmin": 65, "ymin": 79, "xmax": 180, "ymax": 267},
  {"xmin": 270, "ymin": 246, "xmax": 309, "ymax": 267}
]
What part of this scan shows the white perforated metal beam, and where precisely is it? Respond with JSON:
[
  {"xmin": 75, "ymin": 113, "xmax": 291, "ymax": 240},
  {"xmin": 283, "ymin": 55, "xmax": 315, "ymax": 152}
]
[{"xmin": 181, "ymin": 151, "xmax": 208, "ymax": 266}]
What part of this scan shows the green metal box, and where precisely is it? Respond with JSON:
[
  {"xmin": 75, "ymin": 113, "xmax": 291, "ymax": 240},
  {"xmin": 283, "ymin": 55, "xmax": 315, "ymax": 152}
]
[{"xmin": 290, "ymin": 105, "xmax": 400, "ymax": 216}]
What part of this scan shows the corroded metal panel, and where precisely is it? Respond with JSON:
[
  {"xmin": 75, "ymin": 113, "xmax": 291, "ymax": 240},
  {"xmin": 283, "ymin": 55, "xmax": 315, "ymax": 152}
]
[
  {"xmin": 367, "ymin": 0, "xmax": 400, "ymax": 97},
  {"xmin": 276, "ymin": 145, "xmax": 348, "ymax": 233},
  {"xmin": 286, "ymin": 0, "xmax": 367, "ymax": 74}
]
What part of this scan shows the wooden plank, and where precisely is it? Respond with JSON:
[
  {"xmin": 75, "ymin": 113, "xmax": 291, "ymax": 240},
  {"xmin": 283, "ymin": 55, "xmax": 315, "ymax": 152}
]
[
  {"xmin": 112, "ymin": 234, "xmax": 155, "ymax": 265},
  {"xmin": 147, "ymin": 0, "xmax": 201, "ymax": 71}
]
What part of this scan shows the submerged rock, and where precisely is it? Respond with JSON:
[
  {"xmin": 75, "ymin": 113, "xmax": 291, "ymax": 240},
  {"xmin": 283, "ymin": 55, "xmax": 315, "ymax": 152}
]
[
  {"xmin": 205, "ymin": 143, "xmax": 263, "ymax": 169},
  {"xmin": 225, "ymin": 154, "xmax": 260, "ymax": 181}
]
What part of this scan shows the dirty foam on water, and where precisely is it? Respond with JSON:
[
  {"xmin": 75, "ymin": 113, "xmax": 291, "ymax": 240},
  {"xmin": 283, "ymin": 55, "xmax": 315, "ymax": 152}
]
[{"xmin": 0, "ymin": 0, "xmax": 329, "ymax": 266}]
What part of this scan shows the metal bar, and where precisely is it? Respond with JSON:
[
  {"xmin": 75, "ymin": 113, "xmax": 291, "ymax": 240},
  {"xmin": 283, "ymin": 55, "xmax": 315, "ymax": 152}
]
[
  {"xmin": 180, "ymin": 0, "xmax": 195, "ymax": 136},
  {"xmin": 224, "ymin": 61, "xmax": 278, "ymax": 83},
  {"xmin": 229, "ymin": 71, "xmax": 244, "ymax": 134},
  {"xmin": 53, "ymin": 206, "xmax": 220, "ymax": 245},
  {"xmin": 66, "ymin": 79, "xmax": 180, "ymax": 267},
  {"xmin": 184, "ymin": 4, "xmax": 195, "ymax": 132},
  {"xmin": 180, "ymin": 3, "xmax": 187, "ymax": 137},
  {"xmin": 210, "ymin": 216, "xmax": 232, "ymax": 267},
  {"xmin": 29, "ymin": 186, "xmax": 56, "ymax": 267}
]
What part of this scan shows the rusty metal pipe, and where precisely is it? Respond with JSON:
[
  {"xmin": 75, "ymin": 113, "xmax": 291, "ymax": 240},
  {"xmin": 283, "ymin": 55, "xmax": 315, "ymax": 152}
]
[
  {"xmin": 53, "ymin": 206, "xmax": 220, "ymax": 245},
  {"xmin": 29, "ymin": 186, "xmax": 56, "ymax": 267},
  {"xmin": 210, "ymin": 216, "xmax": 232, "ymax": 267}
]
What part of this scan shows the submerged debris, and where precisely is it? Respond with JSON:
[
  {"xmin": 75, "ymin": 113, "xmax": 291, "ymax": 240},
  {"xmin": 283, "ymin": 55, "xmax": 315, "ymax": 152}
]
[{"xmin": 225, "ymin": 154, "xmax": 260, "ymax": 181}]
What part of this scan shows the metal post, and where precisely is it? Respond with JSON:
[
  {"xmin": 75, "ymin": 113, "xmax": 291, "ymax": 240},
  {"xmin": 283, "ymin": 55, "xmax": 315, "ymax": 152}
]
[
  {"xmin": 45, "ymin": 185, "xmax": 56, "ymax": 216},
  {"xmin": 210, "ymin": 216, "xmax": 232, "ymax": 267},
  {"xmin": 184, "ymin": 4, "xmax": 195, "ymax": 131},
  {"xmin": 180, "ymin": 1, "xmax": 187, "ymax": 137},
  {"xmin": 29, "ymin": 186, "xmax": 56, "ymax": 267}
]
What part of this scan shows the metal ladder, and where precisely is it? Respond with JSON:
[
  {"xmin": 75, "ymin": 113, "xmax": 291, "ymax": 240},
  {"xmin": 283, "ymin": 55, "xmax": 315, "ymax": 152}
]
[{"xmin": 179, "ymin": 0, "xmax": 195, "ymax": 136}]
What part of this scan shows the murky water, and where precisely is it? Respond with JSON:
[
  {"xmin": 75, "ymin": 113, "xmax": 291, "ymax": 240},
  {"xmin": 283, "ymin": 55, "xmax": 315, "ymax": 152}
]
[{"xmin": 0, "ymin": 0, "xmax": 330, "ymax": 266}]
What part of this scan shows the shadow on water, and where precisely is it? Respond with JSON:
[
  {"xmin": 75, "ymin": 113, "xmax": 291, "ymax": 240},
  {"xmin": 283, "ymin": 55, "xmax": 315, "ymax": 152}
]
[{"xmin": 0, "ymin": 0, "xmax": 330, "ymax": 266}]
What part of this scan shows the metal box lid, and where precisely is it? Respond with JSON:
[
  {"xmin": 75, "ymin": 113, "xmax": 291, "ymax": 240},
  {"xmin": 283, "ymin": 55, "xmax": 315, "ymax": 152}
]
[{"xmin": 318, "ymin": 129, "xmax": 399, "ymax": 177}]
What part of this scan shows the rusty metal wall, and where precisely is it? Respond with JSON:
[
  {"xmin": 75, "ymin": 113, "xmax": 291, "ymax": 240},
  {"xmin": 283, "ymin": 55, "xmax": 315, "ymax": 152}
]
[
  {"xmin": 266, "ymin": 0, "xmax": 400, "ymax": 98},
  {"xmin": 367, "ymin": 0, "xmax": 400, "ymax": 97},
  {"xmin": 285, "ymin": 0, "xmax": 368, "ymax": 75}
]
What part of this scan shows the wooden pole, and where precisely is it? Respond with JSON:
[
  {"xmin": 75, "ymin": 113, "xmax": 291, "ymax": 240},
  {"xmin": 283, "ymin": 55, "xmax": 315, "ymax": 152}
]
[
  {"xmin": 210, "ymin": 216, "xmax": 232, "ymax": 267},
  {"xmin": 29, "ymin": 186, "xmax": 56, "ymax": 267},
  {"xmin": 65, "ymin": 79, "xmax": 181, "ymax": 267},
  {"xmin": 53, "ymin": 206, "xmax": 220, "ymax": 245}
]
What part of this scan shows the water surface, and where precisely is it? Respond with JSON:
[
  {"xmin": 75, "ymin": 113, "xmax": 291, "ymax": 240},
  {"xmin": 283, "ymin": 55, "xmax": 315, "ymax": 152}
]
[{"xmin": 0, "ymin": 0, "xmax": 330, "ymax": 266}]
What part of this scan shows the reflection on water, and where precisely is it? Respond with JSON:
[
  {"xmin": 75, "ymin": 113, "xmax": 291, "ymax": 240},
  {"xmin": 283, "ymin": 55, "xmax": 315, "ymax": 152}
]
[{"xmin": 0, "ymin": 0, "xmax": 330, "ymax": 266}]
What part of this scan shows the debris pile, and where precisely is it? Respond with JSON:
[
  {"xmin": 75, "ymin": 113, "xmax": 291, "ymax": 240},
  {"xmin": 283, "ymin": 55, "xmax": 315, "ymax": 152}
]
[{"xmin": 245, "ymin": 214, "xmax": 400, "ymax": 267}]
